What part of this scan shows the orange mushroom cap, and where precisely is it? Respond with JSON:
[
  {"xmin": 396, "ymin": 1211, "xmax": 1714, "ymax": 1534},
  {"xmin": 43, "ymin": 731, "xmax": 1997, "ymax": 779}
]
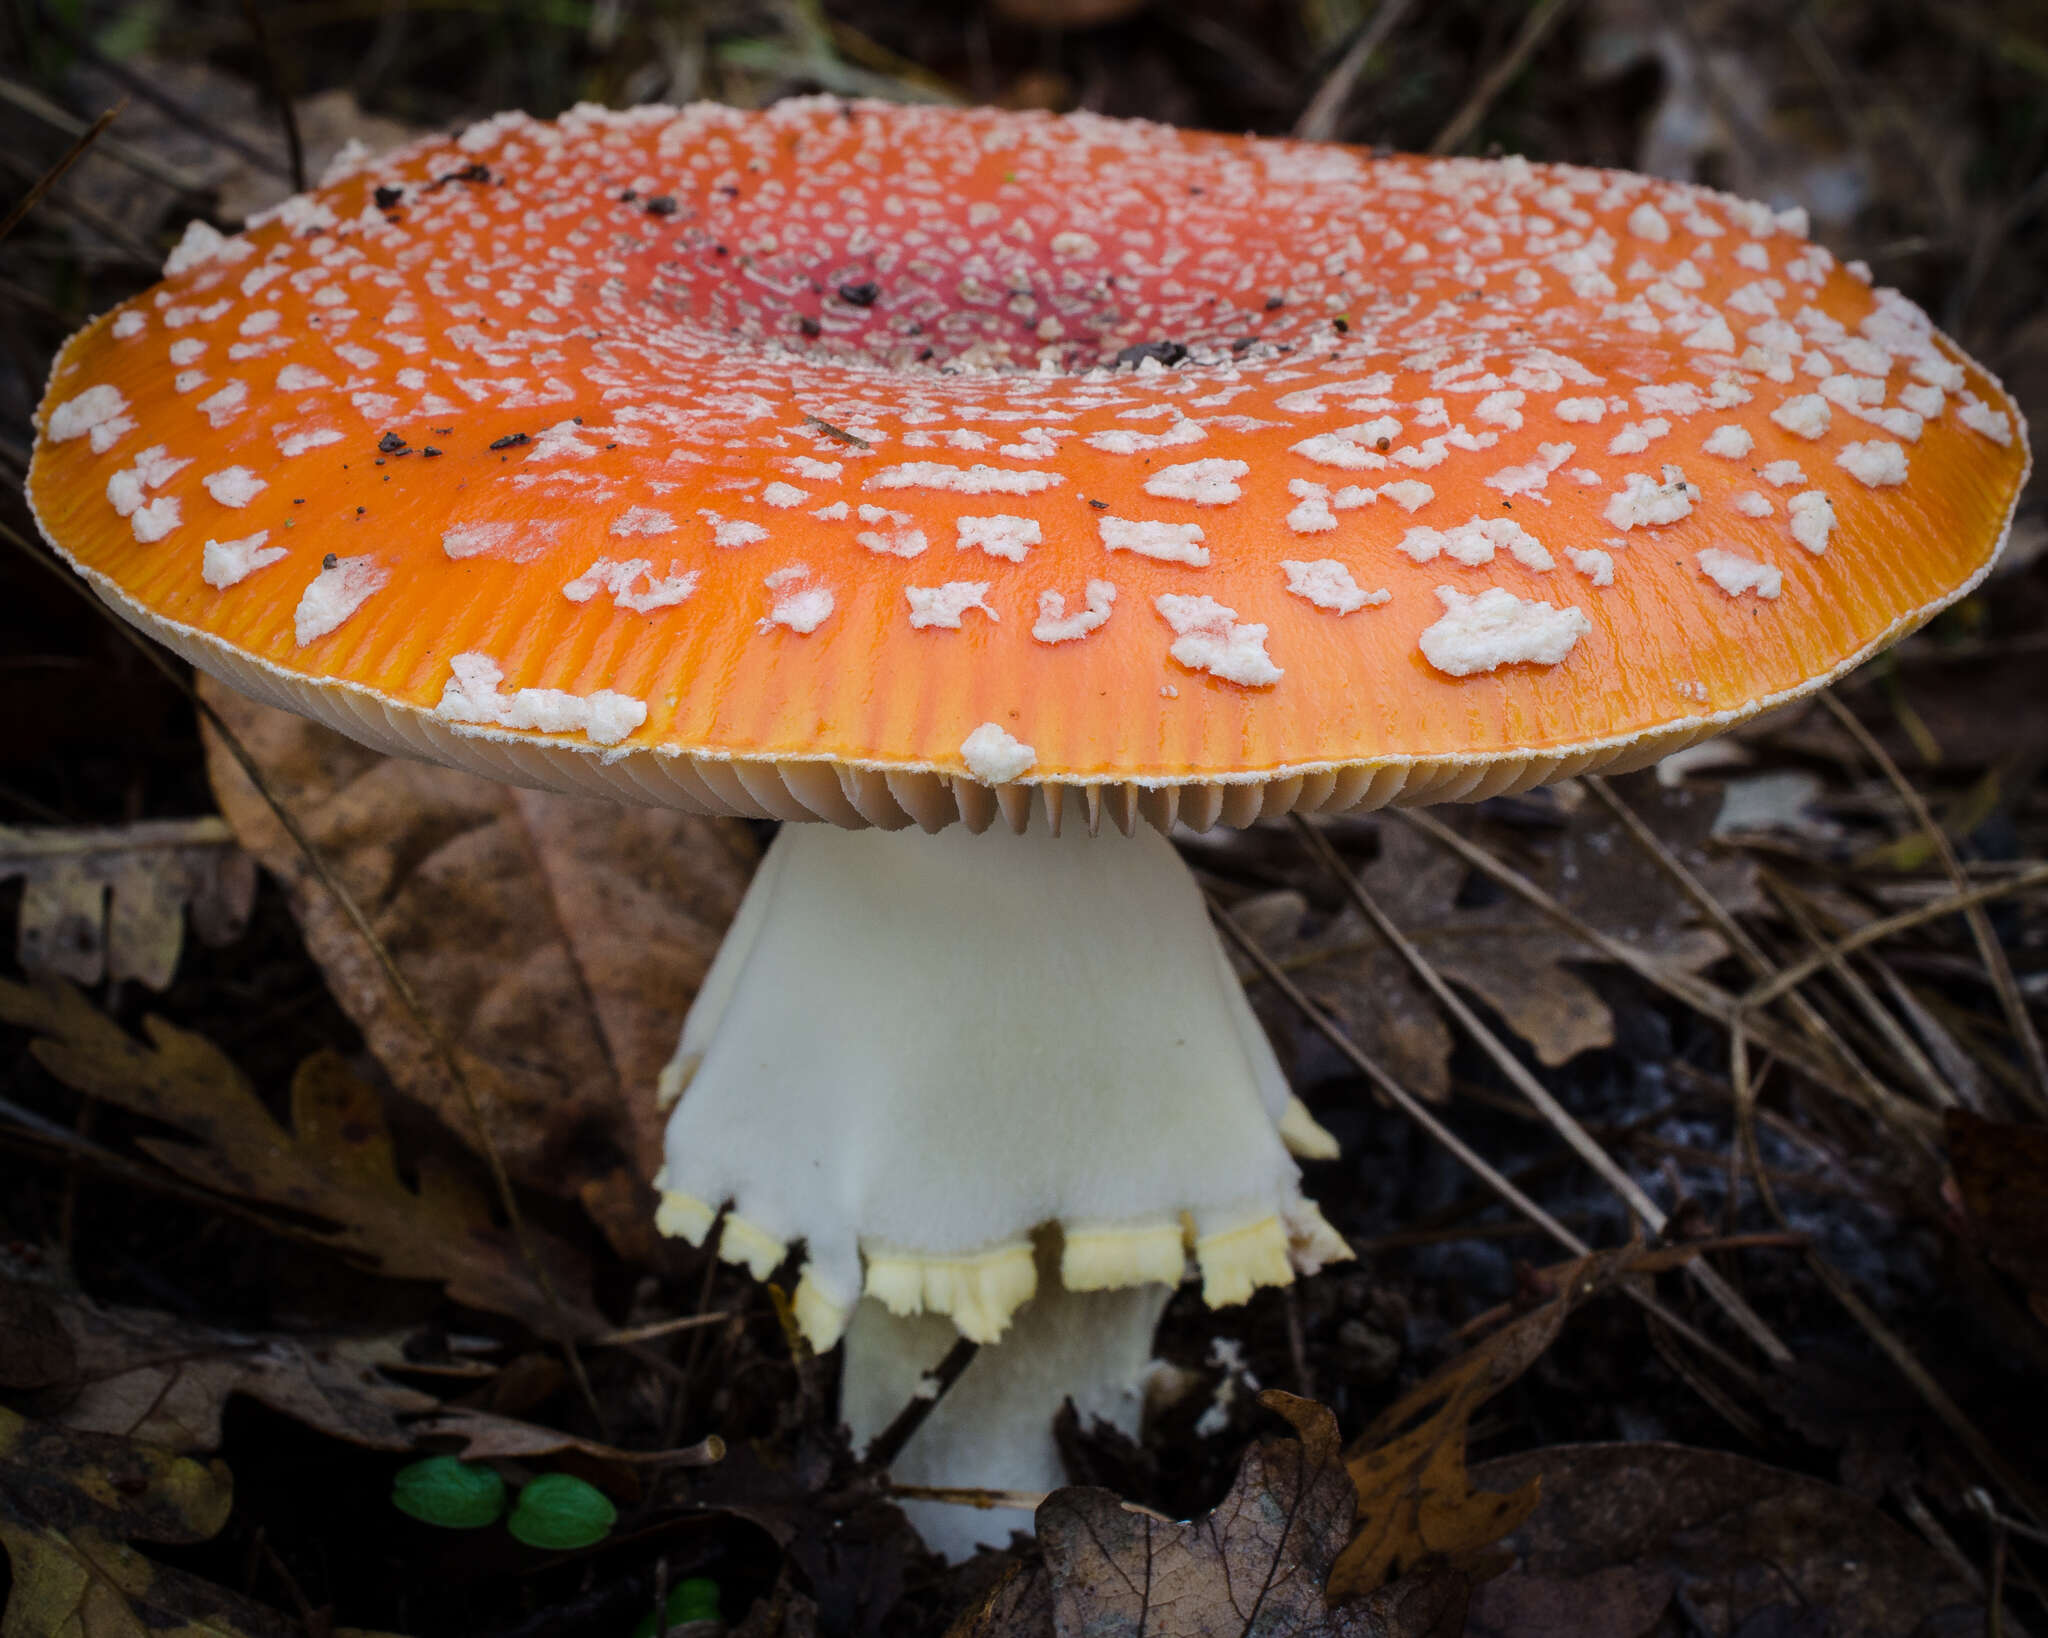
[{"xmin": 29, "ymin": 100, "xmax": 2028, "ymax": 830}]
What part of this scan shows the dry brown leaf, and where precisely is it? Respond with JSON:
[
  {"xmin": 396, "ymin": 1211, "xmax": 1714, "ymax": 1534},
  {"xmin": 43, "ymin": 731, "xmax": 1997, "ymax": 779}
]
[
  {"xmin": 1, "ymin": 1527, "xmax": 290, "ymax": 1638},
  {"xmin": 952, "ymin": 1394, "xmax": 1471, "ymax": 1638},
  {"xmin": 1038, "ymin": 1391, "xmax": 1358, "ymax": 1637},
  {"xmin": 1278, "ymin": 782, "xmax": 1754, "ymax": 1100},
  {"xmin": 66, "ymin": 52, "xmax": 428, "ymax": 248},
  {"xmin": 0, "ymin": 975, "xmax": 602, "ymax": 1338},
  {"xmin": 0, "ymin": 1402, "xmax": 259, "ymax": 1638},
  {"xmin": 200, "ymin": 681, "xmax": 757, "ymax": 1257},
  {"xmin": 1464, "ymin": 1443, "xmax": 1980, "ymax": 1637},
  {"xmin": 0, "ymin": 1404, "xmax": 228, "ymax": 1550},
  {"xmin": 0, "ymin": 1404, "xmax": 401, "ymax": 1638},
  {"xmin": 1329, "ymin": 1244, "xmax": 1660, "ymax": 1601},
  {"xmin": 1256, "ymin": 870, "xmax": 1453, "ymax": 1104},
  {"xmin": 409, "ymin": 1407, "xmax": 722, "ymax": 1468},
  {"xmin": 944, "ymin": 1561, "xmax": 1053, "ymax": 1638},
  {"xmin": 0, "ymin": 818, "xmax": 254, "ymax": 989},
  {"xmin": 1322, "ymin": 1574, "xmax": 1476, "ymax": 1638},
  {"xmin": 949, "ymin": 1561, "xmax": 1470, "ymax": 1638},
  {"xmin": 0, "ymin": 1276, "xmax": 436, "ymax": 1454}
]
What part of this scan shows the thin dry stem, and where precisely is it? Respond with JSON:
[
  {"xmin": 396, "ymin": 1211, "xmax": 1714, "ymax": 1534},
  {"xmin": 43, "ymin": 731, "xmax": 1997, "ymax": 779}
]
[
  {"xmin": 28, "ymin": 7, "xmax": 292, "ymax": 179},
  {"xmin": 1393, "ymin": 806, "xmax": 1903, "ymax": 1118},
  {"xmin": 864, "ymin": 1335, "xmax": 980, "ymax": 1470},
  {"xmin": 0, "ymin": 145, "xmax": 162, "ymax": 266},
  {"xmin": 1290, "ymin": 814, "xmax": 1797, "ymax": 1368},
  {"xmin": 1874, "ymin": 964, "xmax": 1995, "ymax": 1112},
  {"xmin": 1292, "ymin": 0, "xmax": 1414, "ymax": 141},
  {"xmin": 589, "ymin": 1313, "xmax": 731, "ymax": 1348},
  {"xmin": 0, "ymin": 75, "xmax": 205, "ymax": 193},
  {"xmin": 1586, "ymin": 774, "xmax": 1937, "ymax": 1155},
  {"xmin": 238, "ymin": 0, "xmax": 307, "ymax": 193},
  {"xmin": 1742, "ymin": 861, "xmax": 2048, "ymax": 1006},
  {"xmin": 0, "ymin": 1089, "xmax": 371, "ymax": 1253},
  {"xmin": 1820, "ymin": 690, "xmax": 2048, "ymax": 1114},
  {"xmin": 885, "ymin": 1483, "xmax": 1051, "ymax": 1513},
  {"xmin": 1427, "ymin": 0, "xmax": 1581, "ymax": 155},
  {"xmin": 1214, "ymin": 897, "xmax": 1765, "ymax": 1395},
  {"xmin": 1761, "ymin": 868, "xmax": 1959, "ymax": 1111},
  {"xmin": 0, "ymin": 103, "xmax": 121, "ymax": 249}
]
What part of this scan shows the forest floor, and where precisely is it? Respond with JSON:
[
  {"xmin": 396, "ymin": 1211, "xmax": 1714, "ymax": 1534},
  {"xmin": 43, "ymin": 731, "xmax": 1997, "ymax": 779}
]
[{"xmin": 3, "ymin": 2, "xmax": 2048, "ymax": 1634}]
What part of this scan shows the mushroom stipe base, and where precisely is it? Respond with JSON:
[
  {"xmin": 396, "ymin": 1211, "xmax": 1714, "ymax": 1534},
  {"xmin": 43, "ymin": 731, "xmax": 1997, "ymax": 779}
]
[
  {"xmin": 650, "ymin": 818, "xmax": 1349, "ymax": 1556},
  {"xmin": 842, "ymin": 1237, "xmax": 1174, "ymax": 1562}
]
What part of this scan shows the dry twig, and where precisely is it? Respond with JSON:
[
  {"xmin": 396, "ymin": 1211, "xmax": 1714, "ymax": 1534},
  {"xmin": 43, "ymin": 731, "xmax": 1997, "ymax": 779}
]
[
  {"xmin": 1820, "ymin": 690, "xmax": 2048, "ymax": 1114},
  {"xmin": 1427, "ymin": 0, "xmax": 1581, "ymax": 155},
  {"xmin": 1587, "ymin": 774, "xmax": 1938, "ymax": 1152},
  {"xmin": 0, "ymin": 104, "xmax": 121, "ymax": 249},
  {"xmin": 237, "ymin": 0, "xmax": 308, "ymax": 193},
  {"xmin": 0, "ymin": 75, "xmax": 206, "ymax": 193},
  {"xmin": 1292, "ymin": 0, "xmax": 1414, "ymax": 142},
  {"xmin": 863, "ymin": 1336, "xmax": 980, "ymax": 1469},
  {"xmin": 1741, "ymin": 861, "xmax": 2048, "ymax": 1008}
]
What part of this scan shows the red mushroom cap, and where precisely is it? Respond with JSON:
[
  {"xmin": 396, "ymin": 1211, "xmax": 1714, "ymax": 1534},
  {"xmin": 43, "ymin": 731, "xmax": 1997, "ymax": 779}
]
[{"xmin": 30, "ymin": 100, "xmax": 2028, "ymax": 830}]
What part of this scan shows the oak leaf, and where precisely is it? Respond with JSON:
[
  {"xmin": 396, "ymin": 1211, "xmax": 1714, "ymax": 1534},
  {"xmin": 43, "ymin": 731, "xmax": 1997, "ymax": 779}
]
[
  {"xmin": 0, "ymin": 1276, "xmax": 436, "ymax": 1453},
  {"xmin": 0, "ymin": 975, "xmax": 601, "ymax": 1338},
  {"xmin": 947, "ymin": 1395, "xmax": 1473, "ymax": 1638},
  {"xmin": 1264, "ymin": 782, "xmax": 1755, "ymax": 1100},
  {"xmin": 1039, "ymin": 1392, "xmax": 1355, "ymax": 1638},
  {"xmin": 0, "ymin": 818, "xmax": 253, "ymax": 990},
  {"xmin": 1330, "ymin": 1243, "xmax": 1665, "ymax": 1600},
  {"xmin": 199, "ymin": 680, "xmax": 756, "ymax": 1258},
  {"xmin": 1465, "ymin": 1443, "xmax": 1980, "ymax": 1636},
  {"xmin": 0, "ymin": 1404, "xmax": 401, "ymax": 1638}
]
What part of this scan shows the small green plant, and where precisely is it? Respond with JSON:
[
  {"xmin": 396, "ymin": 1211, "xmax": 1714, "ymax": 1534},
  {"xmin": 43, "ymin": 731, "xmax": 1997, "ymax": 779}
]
[
  {"xmin": 390, "ymin": 1456, "xmax": 506, "ymax": 1529},
  {"xmin": 506, "ymin": 1472, "xmax": 618, "ymax": 1550},
  {"xmin": 632, "ymin": 1577, "xmax": 720, "ymax": 1638}
]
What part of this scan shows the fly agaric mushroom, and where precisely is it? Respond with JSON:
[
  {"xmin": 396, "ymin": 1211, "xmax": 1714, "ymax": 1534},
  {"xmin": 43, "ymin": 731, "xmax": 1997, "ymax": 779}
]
[{"xmin": 29, "ymin": 101, "xmax": 2027, "ymax": 1558}]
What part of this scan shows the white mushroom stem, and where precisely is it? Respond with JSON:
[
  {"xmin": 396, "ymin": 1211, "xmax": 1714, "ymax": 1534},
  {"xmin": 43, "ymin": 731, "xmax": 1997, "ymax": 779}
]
[
  {"xmin": 654, "ymin": 815, "xmax": 1348, "ymax": 1558},
  {"xmin": 839, "ymin": 1237, "xmax": 1171, "ymax": 1561}
]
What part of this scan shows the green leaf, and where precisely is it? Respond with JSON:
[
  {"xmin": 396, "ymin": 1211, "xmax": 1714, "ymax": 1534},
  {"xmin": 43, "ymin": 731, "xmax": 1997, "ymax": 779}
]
[
  {"xmin": 632, "ymin": 1578, "xmax": 719, "ymax": 1638},
  {"xmin": 390, "ymin": 1456, "xmax": 505, "ymax": 1530},
  {"xmin": 506, "ymin": 1473, "xmax": 616, "ymax": 1551}
]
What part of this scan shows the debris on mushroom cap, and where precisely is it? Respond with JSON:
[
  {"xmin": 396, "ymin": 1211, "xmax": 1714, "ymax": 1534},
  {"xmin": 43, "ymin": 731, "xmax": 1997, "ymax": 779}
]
[{"xmin": 29, "ymin": 100, "xmax": 2028, "ymax": 830}]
